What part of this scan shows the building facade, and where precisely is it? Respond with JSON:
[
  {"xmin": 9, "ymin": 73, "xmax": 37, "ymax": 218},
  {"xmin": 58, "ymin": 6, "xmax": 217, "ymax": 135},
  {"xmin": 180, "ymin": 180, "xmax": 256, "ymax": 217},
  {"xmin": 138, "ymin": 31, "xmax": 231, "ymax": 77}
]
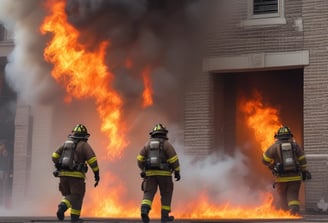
[{"xmin": 184, "ymin": 0, "xmax": 328, "ymax": 212}]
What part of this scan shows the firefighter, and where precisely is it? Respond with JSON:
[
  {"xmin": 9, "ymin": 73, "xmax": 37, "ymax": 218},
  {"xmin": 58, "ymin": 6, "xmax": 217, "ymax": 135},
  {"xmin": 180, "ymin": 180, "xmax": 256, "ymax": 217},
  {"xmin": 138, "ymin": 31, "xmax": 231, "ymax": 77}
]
[
  {"xmin": 137, "ymin": 123, "xmax": 181, "ymax": 223},
  {"xmin": 52, "ymin": 124, "xmax": 100, "ymax": 222},
  {"xmin": 262, "ymin": 126, "xmax": 311, "ymax": 215}
]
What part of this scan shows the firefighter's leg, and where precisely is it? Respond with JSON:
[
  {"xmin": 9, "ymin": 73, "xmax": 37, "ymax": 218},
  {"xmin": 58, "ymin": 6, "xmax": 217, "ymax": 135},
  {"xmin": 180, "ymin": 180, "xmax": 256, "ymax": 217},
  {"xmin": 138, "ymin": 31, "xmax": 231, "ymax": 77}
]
[
  {"xmin": 159, "ymin": 176, "xmax": 174, "ymax": 223},
  {"xmin": 57, "ymin": 199, "xmax": 71, "ymax": 221},
  {"xmin": 276, "ymin": 182, "xmax": 288, "ymax": 211},
  {"xmin": 69, "ymin": 178, "xmax": 86, "ymax": 222},
  {"xmin": 141, "ymin": 177, "xmax": 157, "ymax": 223},
  {"xmin": 57, "ymin": 177, "xmax": 71, "ymax": 221},
  {"xmin": 287, "ymin": 181, "xmax": 301, "ymax": 215}
]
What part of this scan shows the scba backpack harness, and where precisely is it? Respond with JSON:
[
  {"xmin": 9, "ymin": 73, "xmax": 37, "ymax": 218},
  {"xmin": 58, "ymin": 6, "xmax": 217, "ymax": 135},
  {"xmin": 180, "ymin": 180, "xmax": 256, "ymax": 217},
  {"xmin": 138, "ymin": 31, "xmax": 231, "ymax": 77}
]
[
  {"xmin": 276, "ymin": 142, "xmax": 299, "ymax": 173},
  {"xmin": 59, "ymin": 139, "xmax": 77, "ymax": 170},
  {"xmin": 58, "ymin": 139, "xmax": 88, "ymax": 172},
  {"xmin": 147, "ymin": 138, "xmax": 170, "ymax": 170}
]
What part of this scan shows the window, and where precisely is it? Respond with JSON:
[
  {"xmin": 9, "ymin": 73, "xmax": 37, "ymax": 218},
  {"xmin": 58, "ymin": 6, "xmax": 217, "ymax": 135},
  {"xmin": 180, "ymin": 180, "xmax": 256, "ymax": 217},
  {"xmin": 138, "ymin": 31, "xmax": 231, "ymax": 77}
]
[
  {"xmin": 241, "ymin": 0, "xmax": 286, "ymax": 27},
  {"xmin": 253, "ymin": 0, "xmax": 278, "ymax": 15}
]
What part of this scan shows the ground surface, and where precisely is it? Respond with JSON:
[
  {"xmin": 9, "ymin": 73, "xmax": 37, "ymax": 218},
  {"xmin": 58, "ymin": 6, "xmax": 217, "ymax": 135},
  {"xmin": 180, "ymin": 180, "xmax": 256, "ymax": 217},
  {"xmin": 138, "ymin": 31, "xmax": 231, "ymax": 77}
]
[{"xmin": 0, "ymin": 215, "xmax": 327, "ymax": 223}]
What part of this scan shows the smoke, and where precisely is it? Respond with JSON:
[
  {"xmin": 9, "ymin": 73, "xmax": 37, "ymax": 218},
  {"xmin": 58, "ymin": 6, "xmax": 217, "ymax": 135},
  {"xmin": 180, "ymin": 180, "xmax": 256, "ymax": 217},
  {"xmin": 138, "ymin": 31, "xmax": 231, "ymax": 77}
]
[
  {"xmin": 61, "ymin": 0, "xmax": 209, "ymax": 123},
  {"xmin": 0, "ymin": 0, "xmax": 60, "ymax": 105},
  {"xmin": 0, "ymin": 0, "xmax": 274, "ymax": 218}
]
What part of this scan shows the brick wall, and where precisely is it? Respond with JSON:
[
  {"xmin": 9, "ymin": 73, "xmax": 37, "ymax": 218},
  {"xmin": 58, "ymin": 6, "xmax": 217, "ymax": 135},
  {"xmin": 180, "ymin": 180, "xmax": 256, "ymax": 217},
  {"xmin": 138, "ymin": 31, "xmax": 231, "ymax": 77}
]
[
  {"xmin": 184, "ymin": 72, "xmax": 215, "ymax": 156},
  {"xmin": 205, "ymin": 0, "xmax": 304, "ymax": 56},
  {"xmin": 184, "ymin": 0, "xmax": 328, "ymax": 212},
  {"xmin": 303, "ymin": 0, "xmax": 328, "ymax": 213},
  {"xmin": 12, "ymin": 103, "xmax": 31, "ymax": 204}
]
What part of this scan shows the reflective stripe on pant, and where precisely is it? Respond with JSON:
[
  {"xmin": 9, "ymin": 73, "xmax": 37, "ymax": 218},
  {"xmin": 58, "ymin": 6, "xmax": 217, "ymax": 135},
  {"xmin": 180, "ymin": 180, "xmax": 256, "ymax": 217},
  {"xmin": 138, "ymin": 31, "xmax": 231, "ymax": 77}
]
[
  {"xmin": 142, "ymin": 175, "xmax": 173, "ymax": 211},
  {"xmin": 276, "ymin": 180, "xmax": 301, "ymax": 211},
  {"xmin": 59, "ymin": 176, "xmax": 86, "ymax": 216}
]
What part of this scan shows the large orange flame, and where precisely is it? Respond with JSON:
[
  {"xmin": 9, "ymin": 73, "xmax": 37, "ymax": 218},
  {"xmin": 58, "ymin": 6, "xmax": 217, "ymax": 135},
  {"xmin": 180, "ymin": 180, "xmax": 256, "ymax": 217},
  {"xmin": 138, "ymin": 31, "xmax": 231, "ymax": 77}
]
[
  {"xmin": 239, "ymin": 90, "xmax": 282, "ymax": 152},
  {"xmin": 40, "ymin": 0, "xmax": 127, "ymax": 159}
]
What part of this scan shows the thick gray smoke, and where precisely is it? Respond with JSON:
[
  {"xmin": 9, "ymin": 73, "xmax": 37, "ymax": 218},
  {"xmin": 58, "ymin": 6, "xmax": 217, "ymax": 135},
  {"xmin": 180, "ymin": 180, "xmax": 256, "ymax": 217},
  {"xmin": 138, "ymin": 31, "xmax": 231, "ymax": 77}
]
[{"xmin": 0, "ymin": 0, "xmax": 273, "ymax": 218}]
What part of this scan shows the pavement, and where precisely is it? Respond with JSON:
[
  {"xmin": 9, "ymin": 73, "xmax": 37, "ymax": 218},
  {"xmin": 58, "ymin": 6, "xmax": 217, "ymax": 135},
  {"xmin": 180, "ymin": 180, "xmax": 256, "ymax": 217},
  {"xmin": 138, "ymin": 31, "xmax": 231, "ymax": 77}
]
[{"xmin": 0, "ymin": 215, "xmax": 328, "ymax": 223}]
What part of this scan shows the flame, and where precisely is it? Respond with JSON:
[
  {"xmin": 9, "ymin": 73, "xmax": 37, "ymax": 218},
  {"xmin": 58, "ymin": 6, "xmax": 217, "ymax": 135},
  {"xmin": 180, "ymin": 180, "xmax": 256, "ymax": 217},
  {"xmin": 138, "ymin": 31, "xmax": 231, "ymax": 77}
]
[
  {"xmin": 141, "ymin": 66, "xmax": 153, "ymax": 108},
  {"xmin": 239, "ymin": 90, "xmax": 282, "ymax": 152},
  {"xmin": 177, "ymin": 192, "xmax": 300, "ymax": 219},
  {"xmin": 84, "ymin": 172, "xmax": 139, "ymax": 218},
  {"xmin": 40, "ymin": 0, "xmax": 127, "ymax": 159}
]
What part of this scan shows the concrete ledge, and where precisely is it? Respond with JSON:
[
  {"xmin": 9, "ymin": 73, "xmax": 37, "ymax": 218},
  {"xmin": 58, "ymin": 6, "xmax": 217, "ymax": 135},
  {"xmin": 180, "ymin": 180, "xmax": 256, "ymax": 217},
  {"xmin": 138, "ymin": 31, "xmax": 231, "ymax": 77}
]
[
  {"xmin": 0, "ymin": 216, "xmax": 325, "ymax": 223},
  {"xmin": 203, "ymin": 50, "xmax": 309, "ymax": 73}
]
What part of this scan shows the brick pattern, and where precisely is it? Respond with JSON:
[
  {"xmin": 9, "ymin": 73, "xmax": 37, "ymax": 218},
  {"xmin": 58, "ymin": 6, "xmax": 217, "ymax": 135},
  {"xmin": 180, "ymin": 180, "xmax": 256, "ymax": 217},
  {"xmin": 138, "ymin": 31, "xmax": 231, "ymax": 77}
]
[
  {"xmin": 12, "ymin": 104, "xmax": 31, "ymax": 204},
  {"xmin": 303, "ymin": 1, "xmax": 328, "ymax": 154},
  {"xmin": 205, "ymin": 0, "xmax": 304, "ymax": 56},
  {"xmin": 302, "ymin": 0, "xmax": 328, "ymax": 213},
  {"xmin": 304, "ymin": 155, "xmax": 328, "ymax": 212},
  {"xmin": 184, "ymin": 0, "xmax": 328, "ymax": 212},
  {"xmin": 184, "ymin": 72, "xmax": 215, "ymax": 156}
]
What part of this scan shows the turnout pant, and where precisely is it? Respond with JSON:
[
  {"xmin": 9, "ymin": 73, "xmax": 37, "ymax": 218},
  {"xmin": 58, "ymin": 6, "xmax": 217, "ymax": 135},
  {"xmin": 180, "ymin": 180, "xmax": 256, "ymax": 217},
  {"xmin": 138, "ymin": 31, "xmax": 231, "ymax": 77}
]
[
  {"xmin": 142, "ymin": 175, "xmax": 173, "ymax": 211},
  {"xmin": 59, "ymin": 176, "xmax": 86, "ymax": 216},
  {"xmin": 276, "ymin": 180, "xmax": 301, "ymax": 213}
]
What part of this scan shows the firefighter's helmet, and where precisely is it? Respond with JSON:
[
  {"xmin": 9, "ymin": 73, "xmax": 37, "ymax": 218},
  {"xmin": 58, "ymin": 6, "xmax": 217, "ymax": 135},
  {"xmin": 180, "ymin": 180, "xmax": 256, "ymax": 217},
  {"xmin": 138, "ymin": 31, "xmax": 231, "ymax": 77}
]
[
  {"xmin": 149, "ymin": 123, "xmax": 168, "ymax": 138},
  {"xmin": 70, "ymin": 124, "xmax": 90, "ymax": 139},
  {"xmin": 274, "ymin": 126, "xmax": 293, "ymax": 140}
]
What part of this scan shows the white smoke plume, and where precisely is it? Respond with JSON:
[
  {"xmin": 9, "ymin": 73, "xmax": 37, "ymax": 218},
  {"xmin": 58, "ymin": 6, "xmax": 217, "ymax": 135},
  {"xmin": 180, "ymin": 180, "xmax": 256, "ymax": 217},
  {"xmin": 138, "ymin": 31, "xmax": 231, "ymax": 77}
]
[{"xmin": 0, "ymin": 0, "xmax": 59, "ymax": 105}]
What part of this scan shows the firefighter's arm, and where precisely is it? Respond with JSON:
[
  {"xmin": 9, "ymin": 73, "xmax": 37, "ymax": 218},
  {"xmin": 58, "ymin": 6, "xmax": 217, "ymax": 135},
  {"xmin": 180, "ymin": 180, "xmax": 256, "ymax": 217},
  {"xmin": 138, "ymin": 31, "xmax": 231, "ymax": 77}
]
[
  {"xmin": 137, "ymin": 147, "xmax": 147, "ymax": 169},
  {"xmin": 83, "ymin": 143, "xmax": 100, "ymax": 187},
  {"xmin": 295, "ymin": 144, "xmax": 312, "ymax": 180},
  {"xmin": 51, "ymin": 147, "xmax": 63, "ymax": 177},
  {"xmin": 262, "ymin": 144, "xmax": 276, "ymax": 166},
  {"xmin": 262, "ymin": 152, "xmax": 273, "ymax": 167},
  {"xmin": 165, "ymin": 142, "xmax": 181, "ymax": 181},
  {"xmin": 262, "ymin": 148, "xmax": 278, "ymax": 175},
  {"xmin": 86, "ymin": 156, "xmax": 100, "ymax": 186},
  {"xmin": 295, "ymin": 144, "xmax": 307, "ymax": 171},
  {"xmin": 137, "ymin": 146, "xmax": 148, "ymax": 178},
  {"xmin": 52, "ymin": 146, "xmax": 63, "ymax": 169}
]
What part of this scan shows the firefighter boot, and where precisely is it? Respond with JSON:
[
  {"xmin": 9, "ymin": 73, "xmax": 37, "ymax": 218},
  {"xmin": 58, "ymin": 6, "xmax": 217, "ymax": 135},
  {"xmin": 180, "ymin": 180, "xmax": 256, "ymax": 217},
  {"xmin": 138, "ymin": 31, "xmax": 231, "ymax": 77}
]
[
  {"xmin": 71, "ymin": 214, "xmax": 83, "ymax": 222},
  {"xmin": 161, "ymin": 210, "xmax": 174, "ymax": 223},
  {"xmin": 141, "ymin": 204, "xmax": 150, "ymax": 223},
  {"xmin": 56, "ymin": 202, "xmax": 67, "ymax": 221},
  {"xmin": 289, "ymin": 205, "xmax": 300, "ymax": 216}
]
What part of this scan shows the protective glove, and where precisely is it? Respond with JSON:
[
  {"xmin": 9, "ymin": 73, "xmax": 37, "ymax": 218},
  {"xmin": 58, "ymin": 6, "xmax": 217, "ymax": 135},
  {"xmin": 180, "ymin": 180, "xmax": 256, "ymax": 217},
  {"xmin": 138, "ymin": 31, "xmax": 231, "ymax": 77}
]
[
  {"xmin": 94, "ymin": 171, "xmax": 100, "ymax": 187},
  {"xmin": 55, "ymin": 162, "xmax": 61, "ymax": 170},
  {"xmin": 174, "ymin": 171, "xmax": 181, "ymax": 181},
  {"xmin": 302, "ymin": 170, "xmax": 312, "ymax": 181},
  {"xmin": 140, "ymin": 172, "xmax": 146, "ymax": 178},
  {"xmin": 52, "ymin": 170, "xmax": 59, "ymax": 178}
]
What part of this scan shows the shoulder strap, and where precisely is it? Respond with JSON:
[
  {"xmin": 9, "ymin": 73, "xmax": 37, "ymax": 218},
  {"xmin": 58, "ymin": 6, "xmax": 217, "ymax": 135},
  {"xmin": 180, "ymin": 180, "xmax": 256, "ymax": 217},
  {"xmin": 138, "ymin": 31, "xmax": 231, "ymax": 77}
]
[{"xmin": 276, "ymin": 143, "xmax": 282, "ymax": 163}]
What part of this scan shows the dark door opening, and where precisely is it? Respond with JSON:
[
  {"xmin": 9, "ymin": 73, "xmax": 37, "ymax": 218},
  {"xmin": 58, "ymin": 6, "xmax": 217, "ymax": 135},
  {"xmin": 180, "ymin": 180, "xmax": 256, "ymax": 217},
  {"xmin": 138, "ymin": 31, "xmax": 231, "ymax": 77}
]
[
  {"xmin": 214, "ymin": 68, "xmax": 303, "ymax": 152},
  {"xmin": 213, "ymin": 68, "xmax": 303, "ymax": 190}
]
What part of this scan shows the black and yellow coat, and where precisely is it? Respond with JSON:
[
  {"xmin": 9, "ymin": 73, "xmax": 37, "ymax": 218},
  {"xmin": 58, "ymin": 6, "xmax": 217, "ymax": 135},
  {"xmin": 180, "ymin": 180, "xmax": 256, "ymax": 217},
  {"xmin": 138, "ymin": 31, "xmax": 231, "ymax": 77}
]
[
  {"xmin": 52, "ymin": 139, "xmax": 99, "ymax": 179},
  {"xmin": 137, "ymin": 138, "xmax": 180, "ymax": 176},
  {"xmin": 262, "ymin": 139, "xmax": 307, "ymax": 182}
]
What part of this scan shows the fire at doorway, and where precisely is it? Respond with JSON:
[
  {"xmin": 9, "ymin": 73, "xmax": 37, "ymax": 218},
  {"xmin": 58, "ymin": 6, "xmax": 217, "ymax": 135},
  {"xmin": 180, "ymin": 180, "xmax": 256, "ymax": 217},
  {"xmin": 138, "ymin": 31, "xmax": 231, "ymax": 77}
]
[{"xmin": 213, "ymin": 68, "xmax": 304, "ymax": 209}]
